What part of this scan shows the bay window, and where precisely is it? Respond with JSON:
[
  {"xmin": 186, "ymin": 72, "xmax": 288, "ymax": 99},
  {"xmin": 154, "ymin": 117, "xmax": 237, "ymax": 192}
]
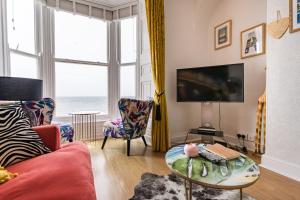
[{"xmin": 1, "ymin": 0, "xmax": 139, "ymax": 119}]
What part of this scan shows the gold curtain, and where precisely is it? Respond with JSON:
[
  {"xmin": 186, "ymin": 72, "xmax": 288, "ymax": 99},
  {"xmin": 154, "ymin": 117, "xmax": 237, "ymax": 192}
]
[
  {"xmin": 145, "ymin": 0, "xmax": 169, "ymax": 152},
  {"xmin": 255, "ymin": 91, "xmax": 266, "ymax": 154}
]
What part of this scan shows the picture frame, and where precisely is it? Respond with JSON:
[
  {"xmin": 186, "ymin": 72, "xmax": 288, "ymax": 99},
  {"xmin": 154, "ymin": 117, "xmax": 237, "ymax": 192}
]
[
  {"xmin": 214, "ymin": 20, "xmax": 232, "ymax": 50},
  {"xmin": 240, "ymin": 23, "xmax": 266, "ymax": 59},
  {"xmin": 289, "ymin": 0, "xmax": 300, "ymax": 33}
]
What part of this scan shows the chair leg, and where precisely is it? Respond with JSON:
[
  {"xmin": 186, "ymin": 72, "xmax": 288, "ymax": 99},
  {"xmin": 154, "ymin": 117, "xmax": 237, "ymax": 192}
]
[
  {"xmin": 141, "ymin": 136, "xmax": 148, "ymax": 147},
  {"xmin": 101, "ymin": 136, "xmax": 108, "ymax": 149},
  {"xmin": 127, "ymin": 139, "xmax": 131, "ymax": 156}
]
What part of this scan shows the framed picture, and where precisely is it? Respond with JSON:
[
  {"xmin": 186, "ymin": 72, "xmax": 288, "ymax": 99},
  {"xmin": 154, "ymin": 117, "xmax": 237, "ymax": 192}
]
[
  {"xmin": 214, "ymin": 20, "xmax": 232, "ymax": 50},
  {"xmin": 240, "ymin": 23, "xmax": 266, "ymax": 59},
  {"xmin": 290, "ymin": 0, "xmax": 300, "ymax": 33}
]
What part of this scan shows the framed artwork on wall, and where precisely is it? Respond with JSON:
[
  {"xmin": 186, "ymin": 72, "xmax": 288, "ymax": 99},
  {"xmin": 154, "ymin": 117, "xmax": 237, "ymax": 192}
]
[
  {"xmin": 289, "ymin": 0, "xmax": 300, "ymax": 33},
  {"xmin": 240, "ymin": 23, "xmax": 266, "ymax": 59},
  {"xmin": 214, "ymin": 20, "xmax": 232, "ymax": 50}
]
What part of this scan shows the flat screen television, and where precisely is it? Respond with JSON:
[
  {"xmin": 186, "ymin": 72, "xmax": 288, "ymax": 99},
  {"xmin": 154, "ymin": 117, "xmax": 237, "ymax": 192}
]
[{"xmin": 177, "ymin": 63, "xmax": 244, "ymax": 102}]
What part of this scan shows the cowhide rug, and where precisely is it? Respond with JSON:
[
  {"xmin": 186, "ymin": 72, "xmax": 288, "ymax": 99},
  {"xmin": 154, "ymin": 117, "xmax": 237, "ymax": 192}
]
[{"xmin": 129, "ymin": 173, "xmax": 255, "ymax": 200}]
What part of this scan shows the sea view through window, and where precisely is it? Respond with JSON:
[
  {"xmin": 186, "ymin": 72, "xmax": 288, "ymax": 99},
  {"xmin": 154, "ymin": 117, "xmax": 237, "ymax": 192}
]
[{"xmin": 55, "ymin": 96, "xmax": 108, "ymax": 116}]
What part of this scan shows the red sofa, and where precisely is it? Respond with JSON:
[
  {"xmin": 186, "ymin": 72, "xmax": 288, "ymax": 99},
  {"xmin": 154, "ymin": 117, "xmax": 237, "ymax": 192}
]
[{"xmin": 0, "ymin": 125, "xmax": 96, "ymax": 200}]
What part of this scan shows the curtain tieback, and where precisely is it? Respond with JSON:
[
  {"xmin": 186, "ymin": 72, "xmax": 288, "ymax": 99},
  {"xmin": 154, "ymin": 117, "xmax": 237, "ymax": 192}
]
[{"xmin": 154, "ymin": 90, "xmax": 165, "ymax": 121}]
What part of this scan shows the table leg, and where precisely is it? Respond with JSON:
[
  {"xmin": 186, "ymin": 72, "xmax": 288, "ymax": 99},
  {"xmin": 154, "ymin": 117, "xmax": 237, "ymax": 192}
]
[
  {"xmin": 189, "ymin": 180, "xmax": 192, "ymax": 200},
  {"xmin": 184, "ymin": 179, "xmax": 188, "ymax": 200},
  {"xmin": 184, "ymin": 132, "xmax": 189, "ymax": 143},
  {"xmin": 240, "ymin": 188, "xmax": 242, "ymax": 200}
]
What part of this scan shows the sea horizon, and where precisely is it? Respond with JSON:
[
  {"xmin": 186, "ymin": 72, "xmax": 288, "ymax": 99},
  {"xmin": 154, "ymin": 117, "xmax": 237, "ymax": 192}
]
[
  {"xmin": 55, "ymin": 96, "xmax": 134, "ymax": 116},
  {"xmin": 55, "ymin": 96, "xmax": 108, "ymax": 116}
]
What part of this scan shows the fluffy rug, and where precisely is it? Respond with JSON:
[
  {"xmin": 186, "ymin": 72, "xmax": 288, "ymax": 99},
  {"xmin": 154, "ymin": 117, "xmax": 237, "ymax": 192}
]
[{"xmin": 130, "ymin": 173, "xmax": 255, "ymax": 200}]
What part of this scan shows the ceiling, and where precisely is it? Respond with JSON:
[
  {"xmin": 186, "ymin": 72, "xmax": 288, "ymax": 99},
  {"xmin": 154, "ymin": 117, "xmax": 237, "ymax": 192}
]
[{"xmin": 87, "ymin": 0, "xmax": 136, "ymax": 7}]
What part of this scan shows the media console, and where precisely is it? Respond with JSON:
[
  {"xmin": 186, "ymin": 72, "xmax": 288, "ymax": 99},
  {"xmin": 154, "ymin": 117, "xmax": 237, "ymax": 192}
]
[
  {"xmin": 184, "ymin": 127, "xmax": 227, "ymax": 147},
  {"xmin": 190, "ymin": 127, "xmax": 223, "ymax": 137}
]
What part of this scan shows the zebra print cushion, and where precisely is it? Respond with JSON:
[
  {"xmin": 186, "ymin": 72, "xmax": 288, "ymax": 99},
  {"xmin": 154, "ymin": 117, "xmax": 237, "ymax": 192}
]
[{"xmin": 0, "ymin": 104, "xmax": 51, "ymax": 167}]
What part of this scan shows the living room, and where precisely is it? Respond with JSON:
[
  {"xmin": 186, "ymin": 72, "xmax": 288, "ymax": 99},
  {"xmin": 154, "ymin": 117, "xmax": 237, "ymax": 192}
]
[{"xmin": 0, "ymin": 0, "xmax": 300, "ymax": 200}]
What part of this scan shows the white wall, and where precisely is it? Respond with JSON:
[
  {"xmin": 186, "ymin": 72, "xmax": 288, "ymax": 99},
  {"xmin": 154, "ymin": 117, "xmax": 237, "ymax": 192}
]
[
  {"xmin": 165, "ymin": 0, "xmax": 267, "ymax": 147},
  {"xmin": 262, "ymin": 0, "xmax": 300, "ymax": 181},
  {"xmin": 207, "ymin": 0, "xmax": 267, "ymax": 149},
  {"xmin": 165, "ymin": 0, "xmax": 219, "ymax": 141}
]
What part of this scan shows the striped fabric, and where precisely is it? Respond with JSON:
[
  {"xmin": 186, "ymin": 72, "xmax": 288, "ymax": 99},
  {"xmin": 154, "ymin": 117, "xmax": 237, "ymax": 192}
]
[
  {"xmin": 255, "ymin": 91, "xmax": 266, "ymax": 154},
  {"xmin": 0, "ymin": 104, "xmax": 51, "ymax": 167}
]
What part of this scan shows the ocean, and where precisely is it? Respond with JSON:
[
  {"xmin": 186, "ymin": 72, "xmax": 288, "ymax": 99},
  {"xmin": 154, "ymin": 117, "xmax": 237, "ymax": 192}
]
[{"xmin": 55, "ymin": 96, "xmax": 108, "ymax": 116}]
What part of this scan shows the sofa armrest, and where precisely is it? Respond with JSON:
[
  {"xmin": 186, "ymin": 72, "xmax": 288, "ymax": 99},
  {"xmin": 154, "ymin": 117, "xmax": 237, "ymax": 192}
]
[{"xmin": 33, "ymin": 125, "xmax": 60, "ymax": 151}]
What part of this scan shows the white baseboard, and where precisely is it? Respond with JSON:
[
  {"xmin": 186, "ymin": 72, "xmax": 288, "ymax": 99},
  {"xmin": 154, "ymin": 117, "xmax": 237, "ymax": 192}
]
[{"xmin": 261, "ymin": 155, "xmax": 300, "ymax": 182}]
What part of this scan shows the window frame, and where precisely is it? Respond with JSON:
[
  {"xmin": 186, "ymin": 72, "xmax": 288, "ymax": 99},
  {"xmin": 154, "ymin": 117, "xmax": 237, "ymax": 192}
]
[
  {"xmin": 6, "ymin": 0, "xmax": 42, "ymax": 79},
  {"xmin": 53, "ymin": 10, "xmax": 111, "ymax": 120},
  {"xmin": 0, "ymin": 0, "xmax": 140, "ymax": 122},
  {"xmin": 117, "ymin": 16, "xmax": 139, "ymax": 100}
]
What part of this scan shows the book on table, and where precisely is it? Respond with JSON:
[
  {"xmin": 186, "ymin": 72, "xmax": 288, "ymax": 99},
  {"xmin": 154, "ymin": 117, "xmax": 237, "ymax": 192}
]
[{"xmin": 204, "ymin": 143, "xmax": 240, "ymax": 160}]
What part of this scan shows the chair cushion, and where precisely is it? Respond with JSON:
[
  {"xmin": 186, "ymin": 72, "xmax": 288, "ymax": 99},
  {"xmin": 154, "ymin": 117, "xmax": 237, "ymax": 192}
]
[
  {"xmin": 103, "ymin": 119, "xmax": 126, "ymax": 138},
  {"xmin": 118, "ymin": 99, "xmax": 153, "ymax": 138},
  {"xmin": 21, "ymin": 101, "xmax": 44, "ymax": 127},
  {"xmin": 42, "ymin": 98, "xmax": 55, "ymax": 125},
  {"xmin": 58, "ymin": 124, "xmax": 74, "ymax": 142},
  {"xmin": 22, "ymin": 98, "xmax": 55, "ymax": 126},
  {"xmin": 0, "ymin": 104, "xmax": 51, "ymax": 167}
]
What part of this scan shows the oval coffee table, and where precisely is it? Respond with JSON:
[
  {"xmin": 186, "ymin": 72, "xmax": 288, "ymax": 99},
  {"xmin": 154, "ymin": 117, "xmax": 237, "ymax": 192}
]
[{"xmin": 165, "ymin": 144, "xmax": 260, "ymax": 200}]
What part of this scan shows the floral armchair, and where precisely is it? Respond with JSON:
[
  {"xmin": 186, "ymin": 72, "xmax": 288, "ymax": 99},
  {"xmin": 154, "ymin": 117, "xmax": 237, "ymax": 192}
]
[
  {"xmin": 102, "ymin": 98, "xmax": 154, "ymax": 156},
  {"xmin": 22, "ymin": 98, "xmax": 74, "ymax": 143}
]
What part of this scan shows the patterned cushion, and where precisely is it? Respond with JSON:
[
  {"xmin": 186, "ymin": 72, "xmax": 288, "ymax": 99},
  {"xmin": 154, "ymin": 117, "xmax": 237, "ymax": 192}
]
[
  {"xmin": 103, "ymin": 119, "xmax": 125, "ymax": 138},
  {"xmin": 42, "ymin": 98, "xmax": 55, "ymax": 125},
  {"xmin": 22, "ymin": 98, "xmax": 55, "ymax": 126},
  {"xmin": 22, "ymin": 101, "xmax": 44, "ymax": 126},
  {"xmin": 0, "ymin": 104, "xmax": 51, "ymax": 167},
  {"xmin": 58, "ymin": 124, "xmax": 74, "ymax": 142},
  {"xmin": 118, "ymin": 99, "xmax": 153, "ymax": 139}
]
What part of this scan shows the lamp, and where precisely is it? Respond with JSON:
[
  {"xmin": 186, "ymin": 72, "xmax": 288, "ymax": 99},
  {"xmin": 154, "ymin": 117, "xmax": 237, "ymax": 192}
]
[{"xmin": 0, "ymin": 77, "xmax": 43, "ymax": 102}]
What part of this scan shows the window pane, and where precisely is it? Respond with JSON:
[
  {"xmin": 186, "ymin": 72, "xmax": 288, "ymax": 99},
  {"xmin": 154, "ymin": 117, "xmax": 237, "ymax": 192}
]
[
  {"xmin": 120, "ymin": 65, "xmax": 136, "ymax": 98},
  {"xmin": 55, "ymin": 11, "xmax": 108, "ymax": 63},
  {"xmin": 10, "ymin": 52, "xmax": 38, "ymax": 79},
  {"xmin": 7, "ymin": 0, "xmax": 35, "ymax": 54},
  {"xmin": 120, "ymin": 17, "xmax": 137, "ymax": 63},
  {"xmin": 55, "ymin": 62, "xmax": 108, "ymax": 116}
]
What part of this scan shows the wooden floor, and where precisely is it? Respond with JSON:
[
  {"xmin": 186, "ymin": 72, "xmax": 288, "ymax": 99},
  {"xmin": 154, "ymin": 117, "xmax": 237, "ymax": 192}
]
[{"xmin": 88, "ymin": 139, "xmax": 300, "ymax": 200}]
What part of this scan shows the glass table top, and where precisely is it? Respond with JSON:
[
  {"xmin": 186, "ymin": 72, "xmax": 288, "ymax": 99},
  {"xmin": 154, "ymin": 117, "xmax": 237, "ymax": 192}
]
[{"xmin": 165, "ymin": 144, "xmax": 260, "ymax": 189}]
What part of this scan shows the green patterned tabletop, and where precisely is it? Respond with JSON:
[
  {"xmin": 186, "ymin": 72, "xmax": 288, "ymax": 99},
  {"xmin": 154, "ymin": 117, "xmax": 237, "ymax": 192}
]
[{"xmin": 165, "ymin": 144, "xmax": 260, "ymax": 189}]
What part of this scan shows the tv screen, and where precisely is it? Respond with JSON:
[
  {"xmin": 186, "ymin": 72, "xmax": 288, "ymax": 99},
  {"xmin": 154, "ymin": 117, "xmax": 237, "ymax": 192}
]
[{"xmin": 177, "ymin": 63, "xmax": 244, "ymax": 102}]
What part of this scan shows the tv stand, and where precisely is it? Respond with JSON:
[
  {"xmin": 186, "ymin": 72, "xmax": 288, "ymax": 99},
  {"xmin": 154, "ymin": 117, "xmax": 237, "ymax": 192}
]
[
  {"xmin": 201, "ymin": 102, "xmax": 214, "ymax": 129},
  {"xmin": 184, "ymin": 128, "xmax": 226, "ymax": 146},
  {"xmin": 198, "ymin": 126, "xmax": 216, "ymax": 132}
]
